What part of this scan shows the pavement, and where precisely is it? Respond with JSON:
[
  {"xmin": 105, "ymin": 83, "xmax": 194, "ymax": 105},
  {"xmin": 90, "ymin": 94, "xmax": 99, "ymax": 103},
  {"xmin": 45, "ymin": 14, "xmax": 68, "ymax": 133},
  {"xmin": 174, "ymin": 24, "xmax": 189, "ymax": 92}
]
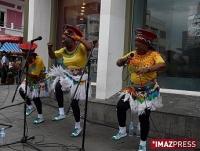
[{"xmin": 0, "ymin": 85, "xmax": 139, "ymax": 151}]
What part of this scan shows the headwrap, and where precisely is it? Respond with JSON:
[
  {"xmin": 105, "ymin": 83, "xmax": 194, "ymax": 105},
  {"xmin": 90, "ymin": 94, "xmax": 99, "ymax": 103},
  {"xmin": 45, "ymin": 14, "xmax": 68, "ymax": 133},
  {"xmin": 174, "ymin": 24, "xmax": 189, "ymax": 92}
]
[
  {"xmin": 62, "ymin": 24, "xmax": 83, "ymax": 43},
  {"xmin": 135, "ymin": 28, "xmax": 157, "ymax": 46},
  {"xmin": 19, "ymin": 42, "xmax": 37, "ymax": 53}
]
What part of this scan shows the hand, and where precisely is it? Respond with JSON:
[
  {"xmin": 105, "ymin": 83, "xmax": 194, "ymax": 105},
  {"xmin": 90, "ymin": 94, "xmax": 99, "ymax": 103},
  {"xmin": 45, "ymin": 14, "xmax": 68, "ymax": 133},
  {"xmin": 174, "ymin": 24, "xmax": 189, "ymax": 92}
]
[
  {"xmin": 116, "ymin": 53, "xmax": 134, "ymax": 67},
  {"xmin": 66, "ymin": 34, "xmax": 81, "ymax": 41},
  {"xmin": 135, "ymin": 67, "xmax": 150, "ymax": 74},
  {"xmin": 126, "ymin": 55, "xmax": 133, "ymax": 64}
]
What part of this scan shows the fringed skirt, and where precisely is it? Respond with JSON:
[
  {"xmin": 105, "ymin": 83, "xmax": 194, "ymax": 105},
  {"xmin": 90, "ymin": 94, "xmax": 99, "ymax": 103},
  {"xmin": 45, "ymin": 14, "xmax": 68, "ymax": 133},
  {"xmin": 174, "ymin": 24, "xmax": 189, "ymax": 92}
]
[
  {"xmin": 118, "ymin": 82, "xmax": 163, "ymax": 115},
  {"xmin": 47, "ymin": 66, "xmax": 91, "ymax": 101},
  {"xmin": 18, "ymin": 79, "xmax": 49, "ymax": 99}
]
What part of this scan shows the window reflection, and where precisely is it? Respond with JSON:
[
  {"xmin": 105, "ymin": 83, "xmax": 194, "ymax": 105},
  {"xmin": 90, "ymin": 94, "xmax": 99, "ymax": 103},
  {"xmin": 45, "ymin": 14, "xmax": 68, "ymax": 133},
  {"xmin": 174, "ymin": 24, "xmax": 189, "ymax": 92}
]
[{"xmin": 144, "ymin": 0, "xmax": 200, "ymax": 91}]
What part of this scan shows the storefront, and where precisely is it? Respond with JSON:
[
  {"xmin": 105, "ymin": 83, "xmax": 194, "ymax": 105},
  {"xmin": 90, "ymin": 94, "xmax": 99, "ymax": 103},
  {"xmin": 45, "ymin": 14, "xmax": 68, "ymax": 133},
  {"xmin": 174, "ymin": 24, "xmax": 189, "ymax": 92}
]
[{"xmin": 25, "ymin": 0, "xmax": 200, "ymax": 100}]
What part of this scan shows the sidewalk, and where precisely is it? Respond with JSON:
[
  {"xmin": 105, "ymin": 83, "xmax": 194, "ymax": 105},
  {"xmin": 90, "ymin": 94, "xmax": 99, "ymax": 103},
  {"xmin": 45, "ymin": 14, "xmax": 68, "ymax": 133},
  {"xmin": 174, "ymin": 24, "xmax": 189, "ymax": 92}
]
[{"xmin": 0, "ymin": 85, "xmax": 139, "ymax": 151}]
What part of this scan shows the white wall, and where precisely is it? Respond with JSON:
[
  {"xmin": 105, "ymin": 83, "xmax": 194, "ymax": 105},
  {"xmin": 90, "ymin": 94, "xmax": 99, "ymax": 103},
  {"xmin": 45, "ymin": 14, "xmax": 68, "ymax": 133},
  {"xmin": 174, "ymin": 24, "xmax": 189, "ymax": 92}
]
[
  {"xmin": 28, "ymin": 0, "xmax": 51, "ymax": 68},
  {"xmin": 96, "ymin": 0, "xmax": 126, "ymax": 99}
]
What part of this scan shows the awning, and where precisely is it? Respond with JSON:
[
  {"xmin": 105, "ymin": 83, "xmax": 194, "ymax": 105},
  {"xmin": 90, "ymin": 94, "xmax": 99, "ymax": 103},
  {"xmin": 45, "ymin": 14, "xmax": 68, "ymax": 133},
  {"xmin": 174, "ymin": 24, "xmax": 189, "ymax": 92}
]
[{"xmin": 0, "ymin": 42, "xmax": 21, "ymax": 52}]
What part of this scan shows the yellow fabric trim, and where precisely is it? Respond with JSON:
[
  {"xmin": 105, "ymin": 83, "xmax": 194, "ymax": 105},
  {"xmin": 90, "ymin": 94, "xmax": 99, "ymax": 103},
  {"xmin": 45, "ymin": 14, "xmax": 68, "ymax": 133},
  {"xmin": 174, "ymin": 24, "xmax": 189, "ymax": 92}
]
[
  {"xmin": 29, "ymin": 56, "xmax": 45, "ymax": 76},
  {"xmin": 125, "ymin": 50, "xmax": 165, "ymax": 85},
  {"xmin": 54, "ymin": 43, "xmax": 87, "ymax": 69}
]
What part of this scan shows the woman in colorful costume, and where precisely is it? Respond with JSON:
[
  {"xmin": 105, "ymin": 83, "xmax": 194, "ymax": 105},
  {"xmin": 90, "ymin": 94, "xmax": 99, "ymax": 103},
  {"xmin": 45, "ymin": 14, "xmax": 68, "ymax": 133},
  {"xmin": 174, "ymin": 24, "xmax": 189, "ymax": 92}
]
[
  {"xmin": 47, "ymin": 25, "xmax": 91, "ymax": 137},
  {"xmin": 18, "ymin": 42, "xmax": 46, "ymax": 124},
  {"xmin": 112, "ymin": 28, "xmax": 166, "ymax": 151}
]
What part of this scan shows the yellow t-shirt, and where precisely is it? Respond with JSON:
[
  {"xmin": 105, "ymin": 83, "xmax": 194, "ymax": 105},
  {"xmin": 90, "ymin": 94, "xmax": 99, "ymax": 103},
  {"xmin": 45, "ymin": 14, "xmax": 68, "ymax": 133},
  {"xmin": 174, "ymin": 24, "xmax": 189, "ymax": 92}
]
[
  {"xmin": 54, "ymin": 43, "xmax": 87, "ymax": 69},
  {"xmin": 122, "ymin": 50, "xmax": 165, "ymax": 85},
  {"xmin": 28, "ymin": 56, "xmax": 45, "ymax": 76}
]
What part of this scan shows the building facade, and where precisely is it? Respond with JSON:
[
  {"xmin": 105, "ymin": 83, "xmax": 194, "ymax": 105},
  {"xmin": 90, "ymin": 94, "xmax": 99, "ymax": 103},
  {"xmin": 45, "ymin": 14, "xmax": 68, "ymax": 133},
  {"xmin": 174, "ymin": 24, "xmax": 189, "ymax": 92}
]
[
  {"xmin": 0, "ymin": 0, "xmax": 24, "ymax": 36},
  {"xmin": 25, "ymin": 0, "xmax": 200, "ymax": 100}
]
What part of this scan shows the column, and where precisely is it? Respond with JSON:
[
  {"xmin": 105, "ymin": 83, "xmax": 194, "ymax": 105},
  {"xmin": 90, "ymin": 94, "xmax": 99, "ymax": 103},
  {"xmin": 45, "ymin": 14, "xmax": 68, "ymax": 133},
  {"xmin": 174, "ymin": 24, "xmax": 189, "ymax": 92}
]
[
  {"xmin": 96, "ymin": 0, "xmax": 126, "ymax": 99},
  {"xmin": 28, "ymin": 0, "xmax": 51, "ymax": 67}
]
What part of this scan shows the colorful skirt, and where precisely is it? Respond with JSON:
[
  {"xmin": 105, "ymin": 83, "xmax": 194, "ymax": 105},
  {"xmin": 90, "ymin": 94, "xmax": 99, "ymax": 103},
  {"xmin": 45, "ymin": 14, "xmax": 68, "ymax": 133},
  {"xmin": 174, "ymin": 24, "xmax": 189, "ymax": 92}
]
[
  {"xmin": 47, "ymin": 66, "xmax": 91, "ymax": 101},
  {"xmin": 118, "ymin": 82, "xmax": 163, "ymax": 115},
  {"xmin": 18, "ymin": 79, "xmax": 49, "ymax": 99}
]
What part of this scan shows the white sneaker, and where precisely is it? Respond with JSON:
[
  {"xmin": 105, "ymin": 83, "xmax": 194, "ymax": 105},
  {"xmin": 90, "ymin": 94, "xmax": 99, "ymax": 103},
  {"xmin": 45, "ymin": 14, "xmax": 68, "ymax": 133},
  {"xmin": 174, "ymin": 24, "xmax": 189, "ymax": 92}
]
[
  {"xmin": 52, "ymin": 114, "xmax": 66, "ymax": 121},
  {"xmin": 112, "ymin": 131, "xmax": 127, "ymax": 140},
  {"xmin": 138, "ymin": 144, "xmax": 146, "ymax": 151},
  {"xmin": 26, "ymin": 107, "xmax": 35, "ymax": 116},
  {"xmin": 33, "ymin": 117, "xmax": 45, "ymax": 124},
  {"xmin": 71, "ymin": 128, "xmax": 82, "ymax": 137}
]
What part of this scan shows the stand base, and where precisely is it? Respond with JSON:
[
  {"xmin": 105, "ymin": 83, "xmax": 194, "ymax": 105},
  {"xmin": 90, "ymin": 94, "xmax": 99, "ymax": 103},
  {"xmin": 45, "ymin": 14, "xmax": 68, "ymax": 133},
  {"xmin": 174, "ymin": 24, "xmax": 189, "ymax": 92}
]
[{"xmin": 0, "ymin": 136, "xmax": 42, "ymax": 151}]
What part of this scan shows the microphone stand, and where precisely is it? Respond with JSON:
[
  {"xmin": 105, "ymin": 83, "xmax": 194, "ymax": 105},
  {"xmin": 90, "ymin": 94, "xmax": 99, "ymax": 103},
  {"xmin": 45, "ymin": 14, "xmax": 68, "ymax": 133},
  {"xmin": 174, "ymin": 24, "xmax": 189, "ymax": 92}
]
[
  {"xmin": 0, "ymin": 41, "xmax": 42, "ymax": 151},
  {"xmin": 81, "ymin": 53, "xmax": 91, "ymax": 151},
  {"xmin": 66, "ymin": 45, "xmax": 93, "ymax": 151}
]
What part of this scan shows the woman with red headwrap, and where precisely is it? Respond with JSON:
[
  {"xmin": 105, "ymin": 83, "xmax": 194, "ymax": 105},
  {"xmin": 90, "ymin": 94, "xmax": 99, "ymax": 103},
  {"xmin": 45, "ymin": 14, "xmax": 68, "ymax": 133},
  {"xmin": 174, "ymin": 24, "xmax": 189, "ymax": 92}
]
[
  {"xmin": 47, "ymin": 25, "xmax": 91, "ymax": 137},
  {"xmin": 112, "ymin": 28, "xmax": 166, "ymax": 151}
]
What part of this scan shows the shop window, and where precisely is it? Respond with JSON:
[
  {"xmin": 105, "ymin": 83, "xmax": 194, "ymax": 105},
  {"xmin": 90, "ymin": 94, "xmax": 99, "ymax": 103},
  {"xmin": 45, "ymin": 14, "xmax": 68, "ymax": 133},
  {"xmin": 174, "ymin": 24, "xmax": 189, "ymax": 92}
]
[
  {"xmin": 0, "ymin": 11, "xmax": 5, "ymax": 27},
  {"xmin": 160, "ymin": 30, "xmax": 166, "ymax": 39},
  {"xmin": 57, "ymin": 0, "xmax": 101, "ymax": 82},
  {"xmin": 133, "ymin": 0, "xmax": 200, "ymax": 91}
]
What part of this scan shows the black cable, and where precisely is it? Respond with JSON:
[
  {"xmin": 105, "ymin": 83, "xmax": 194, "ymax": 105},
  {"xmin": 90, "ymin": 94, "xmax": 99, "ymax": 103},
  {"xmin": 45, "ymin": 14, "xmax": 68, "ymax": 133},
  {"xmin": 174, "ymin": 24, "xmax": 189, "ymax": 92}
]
[
  {"xmin": 0, "ymin": 112, "xmax": 12, "ymax": 124},
  {"xmin": 0, "ymin": 102, "xmax": 24, "ymax": 110},
  {"xmin": 35, "ymin": 143, "xmax": 80, "ymax": 150},
  {"xmin": 22, "ymin": 144, "xmax": 25, "ymax": 151},
  {"xmin": 144, "ymin": 91, "xmax": 164, "ymax": 137},
  {"xmin": 0, "ymin": 101, "xmax": 24, "ymax": 130},
  {"xmin": 0, "ymin": 84, "xmax": 13, "ymax": 130},
  {"xmin": 149, "ymin": 112, "xmax": 160, "ymax": 133},
  {"xmin": 33, "ymin": 135, "xmax": 45, "ymax": 144},
  {"xmin": 0, "ymin": 114, "xmax": 12, "ymax": 130},
  {"xmin": 0, "ymin": 86, "xmax": 14, "ymax": 129},
  {"xmin": 25, "ymin": 120, "xmax": 29, "ymax": 138},
  {"xmin": 0, "ymin": 84, "xmax": 10, "ymax": 107},
  {"xmin": 7, "ymin": 145, "xmax": 23, "ymax": 151}
]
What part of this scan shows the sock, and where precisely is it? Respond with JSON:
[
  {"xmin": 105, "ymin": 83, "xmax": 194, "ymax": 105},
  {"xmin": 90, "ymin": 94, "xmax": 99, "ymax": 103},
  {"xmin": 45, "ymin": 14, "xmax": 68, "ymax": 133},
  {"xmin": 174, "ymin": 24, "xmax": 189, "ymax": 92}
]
[
  {"xmin": 140, "ymin": 140, "xmax": 146, "ymax": 146},
  {"xmin": 38, "ymin": 114, "xmax": 43, "ymax": 119},
  {"xmin": 27, "ymin": 105, "xmax": 33, "ymax": 109},
  {"xmin": 119, "ymin": 126, "xmax": 126, "ymax": 134},
  {"xmin": 75, "ymin": 122, "xmax": 81, "ymax": 129},
  {"xmin": 59, "ymin": 108, "xmax": 65, "ymax": 115}
]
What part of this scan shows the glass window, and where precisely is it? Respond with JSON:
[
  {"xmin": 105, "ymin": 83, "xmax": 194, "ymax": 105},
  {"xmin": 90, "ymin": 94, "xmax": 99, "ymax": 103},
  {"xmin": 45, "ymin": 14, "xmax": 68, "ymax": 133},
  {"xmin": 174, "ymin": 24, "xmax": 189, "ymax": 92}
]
[
  {"xmin": 133, "ymin": 0, "xmax": 200, "ymax": 91},
  {"xmin": 0, "ymin": 11, "xmax": 5, "ymax": 27},
  {"xmin": 57, "ymin": 0, "xmax": 101, "ymax": 82}
]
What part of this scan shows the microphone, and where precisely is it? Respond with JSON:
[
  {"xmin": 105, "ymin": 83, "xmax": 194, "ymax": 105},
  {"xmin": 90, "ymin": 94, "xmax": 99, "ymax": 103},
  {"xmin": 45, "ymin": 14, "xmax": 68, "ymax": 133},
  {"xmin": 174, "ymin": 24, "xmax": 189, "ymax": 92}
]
[
  {"xmin": 127, "ymin": 52, "xmax": 134, "ymax": 59},
  {"xmin": 129, "ymin": 52, "xmax": 134, "ymax": 57},
  {"xmin": 126, "ymin": 52, "xmax": 134, "ymax": 64},
  {"xmin": 31, "ymin": 36, "xmax": 42, "ymax": 43}
]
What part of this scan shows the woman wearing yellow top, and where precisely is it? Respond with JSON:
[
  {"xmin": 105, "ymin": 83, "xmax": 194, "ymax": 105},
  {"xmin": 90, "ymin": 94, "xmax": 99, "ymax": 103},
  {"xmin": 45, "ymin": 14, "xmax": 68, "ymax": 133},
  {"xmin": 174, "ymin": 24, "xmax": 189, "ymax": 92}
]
[
  {"xmin": 47, "ymin": 25, "xmax": 91, "ymax": 137},
  {"xmin": 18, "ymin": 42, "xmax": 46, "ymax": 124},
  {"xmin": 112, "ymin": 28, "xmax": 166, "ymax": 151}
]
